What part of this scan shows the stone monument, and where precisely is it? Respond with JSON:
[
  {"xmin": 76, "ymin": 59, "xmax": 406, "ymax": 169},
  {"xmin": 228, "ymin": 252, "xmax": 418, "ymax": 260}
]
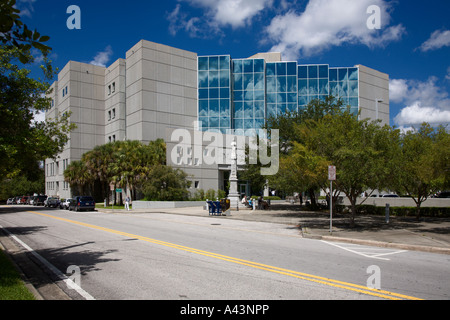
[{"xmin": 228, "ymin": 139, "xmax": 240, "ymax": 211}]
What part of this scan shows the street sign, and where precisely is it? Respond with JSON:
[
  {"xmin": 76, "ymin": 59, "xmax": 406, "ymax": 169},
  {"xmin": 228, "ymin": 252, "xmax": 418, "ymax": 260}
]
[
  {"xmin": 328, "ymin": 166, "xmax": 336, "ymax": 181},
  {"xmin": 116, "ymin": 188, "xmax": 123, "ymax": 193}
]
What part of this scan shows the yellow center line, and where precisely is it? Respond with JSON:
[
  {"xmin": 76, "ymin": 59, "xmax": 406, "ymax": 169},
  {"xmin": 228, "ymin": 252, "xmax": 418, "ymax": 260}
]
[{"xmin": 27, "ymin": 211, "xmax": 423, "ymax": 300}]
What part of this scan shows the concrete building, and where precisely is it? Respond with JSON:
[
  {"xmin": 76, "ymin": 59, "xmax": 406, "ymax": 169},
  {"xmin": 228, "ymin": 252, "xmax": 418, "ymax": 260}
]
[{"xmin": 45, "ymin": 39, "xmax": 389, "ymax": 200}]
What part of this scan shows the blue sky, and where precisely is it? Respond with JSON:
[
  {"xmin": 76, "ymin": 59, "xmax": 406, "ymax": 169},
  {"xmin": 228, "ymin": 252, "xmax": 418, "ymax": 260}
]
[{"xmin": 18, "ymin": 0, "xmax": 450, "ymax": 130}]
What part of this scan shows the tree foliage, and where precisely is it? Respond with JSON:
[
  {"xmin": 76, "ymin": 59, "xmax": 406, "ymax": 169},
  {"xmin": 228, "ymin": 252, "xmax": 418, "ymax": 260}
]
[
  {"xmin": 391, "ymin": 123, "xmax": 449, "ymax": 218},
  {"xmin": 141, "ymin": 165, "xmax": 191, "ymax": 201},
  {"xmin": 0, "ymin": 46, "xmax": 74, "ymax": 182},
  {"xmin": 0, "ymin": 0, "xmax": 51, "ymax": 63},
  {"xmin": 64, "ymin": 140, "xmax": 168, "ymax": 201}
]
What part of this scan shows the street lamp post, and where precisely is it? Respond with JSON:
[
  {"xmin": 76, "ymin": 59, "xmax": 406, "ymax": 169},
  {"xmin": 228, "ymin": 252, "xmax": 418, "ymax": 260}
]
[{"xmin": 375, "ymin": 99, "xmax": 383, "ymax": 121}]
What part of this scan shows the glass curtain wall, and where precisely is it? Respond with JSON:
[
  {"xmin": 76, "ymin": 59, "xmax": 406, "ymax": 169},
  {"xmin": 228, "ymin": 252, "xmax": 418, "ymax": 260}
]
[
  {"xmin": 198, "ymin": 55, "xmax": 231, "ymax": 134},
  {"xmin": 329, "ymin": 67, "xmax": 359, "ymax": 115},
  {"xmin": 267, "ymin": 61, "xmax": 298, "ymax": 118},
  {"xmin": 232, "ymin": 58, "xmax": 265, "ymax": 136},
  {"xmin": 298, "ymin": 64, "xmax": 329, "ymax": 110}
]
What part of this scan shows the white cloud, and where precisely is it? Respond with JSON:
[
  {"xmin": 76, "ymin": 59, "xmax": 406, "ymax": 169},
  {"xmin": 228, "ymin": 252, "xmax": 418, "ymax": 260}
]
[
  {"xmin": 264, "ymin": 0, "xmax": 405, "ymax": 60},
  {"xmin": 446, "ymin": 67, "xmax": 450, "ymax": 81},
  {"xmin": 419, "ymin": 29, "xmax": 450, "ymax": 52},
  {"xmin": 14, "ymin": 0, "xmax": 37, "ymax": 18},
  {"xmin": 391, "ymin": 77, "xmax": 450, "ymax": 127},
  {"xmin": 389, "ymin": 79, "xmax": 409, "ymax": 103},
  {"xmin": 394, "ymin": 103, "xmax": 450, "ymax": 127},
  {"xmin": 168, "ymin": 0, "xmax": 274, "ymax": 37},
  {"xmin": 90, "ymin": 46, "xmax": 113, "ymax": 67}
]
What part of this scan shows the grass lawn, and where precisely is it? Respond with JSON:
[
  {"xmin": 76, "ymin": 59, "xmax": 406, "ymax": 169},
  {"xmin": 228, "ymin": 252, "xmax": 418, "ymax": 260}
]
[
  {"xmin": 95, "ymin": 203, "xmax": 131, "ymax": 210},
  {"xmin": 0, "ymin": 249, "xmax": 35, "ymax": 300}
]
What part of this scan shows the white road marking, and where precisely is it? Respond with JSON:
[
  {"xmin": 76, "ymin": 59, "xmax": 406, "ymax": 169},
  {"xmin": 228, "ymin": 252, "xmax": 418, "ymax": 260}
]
[
  {"xmin": 0, "ymin": 224, "xmax": 95, "ymax": 300},
  {"xmin": 321, "ymin": 240, "xmax": 407, "ymax": 260}
]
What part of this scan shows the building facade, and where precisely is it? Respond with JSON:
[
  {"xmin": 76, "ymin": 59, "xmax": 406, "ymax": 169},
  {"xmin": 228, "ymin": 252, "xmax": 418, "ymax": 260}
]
[{"xmin": 45, "ymin": 40, "xmax": 389, "ymax": 200}]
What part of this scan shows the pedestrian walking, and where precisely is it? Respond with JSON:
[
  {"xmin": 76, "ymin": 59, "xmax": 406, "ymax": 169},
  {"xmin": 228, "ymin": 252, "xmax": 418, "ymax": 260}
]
[{"xmin": 125, "ymin": 196, "xmax": 131, "ymax": 211}]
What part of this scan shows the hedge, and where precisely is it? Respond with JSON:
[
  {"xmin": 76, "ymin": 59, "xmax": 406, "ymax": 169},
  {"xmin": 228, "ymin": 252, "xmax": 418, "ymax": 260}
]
[{"xmin": 335, "ymin": 204, "xmax": 450, "ymax": 217}]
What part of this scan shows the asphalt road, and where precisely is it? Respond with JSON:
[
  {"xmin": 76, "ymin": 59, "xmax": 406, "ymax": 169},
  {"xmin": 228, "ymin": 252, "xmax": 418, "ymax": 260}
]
[{"xmin": 1, "ymin": 205, "xmax": 449, "ymax": 301}]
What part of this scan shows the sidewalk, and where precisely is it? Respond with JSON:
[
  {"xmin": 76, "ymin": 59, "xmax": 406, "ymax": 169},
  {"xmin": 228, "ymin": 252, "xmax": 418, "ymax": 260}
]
[{"xmin": 99, "ymin": 203, "xmax": 450, "ymax": 255}]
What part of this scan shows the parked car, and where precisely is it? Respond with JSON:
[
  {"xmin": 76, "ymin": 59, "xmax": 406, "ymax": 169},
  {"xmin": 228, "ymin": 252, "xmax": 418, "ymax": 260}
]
[
  {"xmin": 382, "ymin": 194, "xmax": 399, "ymax": 198},
  {"xmin": 433, "ymin": 191, "xmax": 450, "ymax": 198},
  {"xmin": 44, "ymin": 197, "xmax": 60, "ymax": 208},
  {"xmin": 69, "ymin": 196, "xmax": 96, "ymax": 212},
  {"xmin": 7, "ymin": 198, "xmax": 14, "ymax": 205},
  {"xmin": 19, "ymin": 196, "xmax": 29, "ymax": 204},
  {"xmin": 28, "ymin": 196, "xmax": 36, "ymax": 205},
  {"xmin": 33, "ymin": 195, "xmax": 47, "ymax": 206},
  {"xmin": 60, "ymin": 198, "xmax": 72, "ymax": 210}
]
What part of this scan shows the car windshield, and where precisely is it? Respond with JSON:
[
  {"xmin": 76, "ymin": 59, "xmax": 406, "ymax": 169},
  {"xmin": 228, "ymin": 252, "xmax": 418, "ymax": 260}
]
[{"xmin": 80, "ymin": 197, "xmax": 94, "ymax": 201}]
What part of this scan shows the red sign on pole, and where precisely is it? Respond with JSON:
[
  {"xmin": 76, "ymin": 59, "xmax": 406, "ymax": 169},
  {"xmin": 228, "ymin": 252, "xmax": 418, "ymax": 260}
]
[{"xmin": 328, "ymin": 166, "xmax": 336, "ymax": 181}]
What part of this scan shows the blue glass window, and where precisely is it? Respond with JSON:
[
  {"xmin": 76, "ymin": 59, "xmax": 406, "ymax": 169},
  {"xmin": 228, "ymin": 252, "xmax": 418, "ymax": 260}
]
[
  {"xmin": 287, "ymin": 76, "xmax": 297, "ymax": 93},
  {"xmin": 244, "ymin": 60, "xmax": 253, "ymax": 73},
  {"xmin": 198, "ymin": 71, "xmax": 208, "ymax": 88},
  {"xmin": 244, "ymin": 102, "xmax": 253, "ymax": 118},
  {"xmin": 319, "ymin": 79, "xmax": 329, "ymax": 95},
  {"xmin": 233, "ymin": 73, "xmax": 243, "ymax": 90},
  {"xmin": 277, "ymin": 76, "xmax": 287, "ymax": 92},
  {"xmin": 298, "ymin": 79, "xmax": 308, "ymax": 95},
  {"xmin": 199, "ymin": 100, "xmax": 208, "ymax": 117},
  {"xmin": 209, "ymin": 56, "xmax": 219, "ymax": 71},
  {"xmin": 287, "ymin": 62, "xmax": 297, "ymax": 76},
  {"xmin": 198, "ymin": 57, "xmax": 209, "ymax": 71},
  {"xmin": 220, "ymin": 71, "xmax": 230, "ymax": 87},
  {"xmin": 267, "ymin": 92, "xmax": 277, "ymax": 104},
  {"xmin": 288, "ymin": 93, "xmax": 297, "ymax": 103},
  {"xmin": 267, "ymin": 104, "xmax": 276, "ymax": 118},
  {"xmin": 349, "ymin": 81, "xmax": 358, "ymax": 97},
  {"xmin": 233, "ymin": 60, "xmax": 243, "ymax": 73},
  {"xmin": 266, "ymin": 63, "xmax": 276, "ymax": 76},
  {"xmin": 209, "ymin": 88, "xmax": 219, "ymax": 99},
  {"xmin": 254, "ymin": 118, "xmax": 265, "ymax": 130},
  {"xmin": 254, "ymin": 90, "xmax": 264, "ymax": 101},
  {"xmin": 244, "ymin": 74, "xmax": 254, "ymax": 90},
  {"xmin": 220, "ymin": 99, "xmax": 230, "ymax": 115},
  {"xmin": 254, "ymin": 59, "xmax": 264, "ymax": 73},
  {"xmin": 199, "ymin": 89, "xmax": 208, "ymax": 99},
  {"xmin": 209, "ymin": 99, "xmax": 219, "ymax": 117},
  {"xmin": 308, "ymin": 65, "xmax": 318, "ymax": 78},
  {"xmin": 234, "ymin": 90, "xmax": 243, "ymax": 101},
  {"xmin": 308, "ymin": 78, "xmax": 318, "ymax": 95},
  {"xmin": 298, "ymin": 66, "xmax": 308, "ymax": 79},
  {"xmin": 244, "ymin": 119, "xmax": 254, "ymax": 130},
  {"xmin": 219, "ymin": 56, "xmax": 230, "ymax": 70},
  {"xmin": 266, "ymin": 76, "xmax": 276, "ymax": 92},
  {"xmin": 244, "ymin": 90, "xmax": 253, "ymax": 101},
  {"xmin": 348, "ymin": 67, "xmax": 358, "ymax": 81},
  {"xmin": 339, "ymin": 68, "xmax": 348, "ymax": 81},
  {"xmin": 329, "ymin": 68, "xmax": 338, "ymax": 82},
  {"xmin": 209, "ymin": 117, "xmax": 219, "ymax": 128},
  {"xmin": 319, "ymin": 65, "xmax": 329, "ymax": 78},
  {"xmin": 209, "ymin": 71, "xmax": 219, "ymax": 87},
  {"xmin": 254, "ymin": 73, "xmax": 264, "ymax": 90},
  {"xmin": 199, "ymin": 117, "xmax": 208, "ymax": 129},
  {"xmin": 220, "ymin": 117, "xmax": 230, "ymax": 128},
  {"xmin": 276, "ymin": 63, "xmax": 286, "ymax": 76},
  {"xmin": 234, "ymin": 102, "xmax": 244, "ymax": 118},
  {"xmin": 220, "ymin": 87, "xmax": 230, "ymax": 99}
]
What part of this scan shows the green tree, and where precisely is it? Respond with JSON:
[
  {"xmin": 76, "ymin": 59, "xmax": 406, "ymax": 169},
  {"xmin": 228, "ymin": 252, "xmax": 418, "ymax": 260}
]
[
  {"xmin": 0, "ymin": 46, "xmax": 74, "ymax": 181},
  {"xmin": 298, "ymin": 111, "xmax": 396, "ymax": 225},
  {"xmin": 391, "ymin": 123, "xmax": 450, "ymax": 219},
  {"xmin": 0, "ymin": 0, "xmax": 51, "ymax": 63},
  {"xmin": 141, "ymin": 165, "xmax": 191, "ymax": 201}
]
